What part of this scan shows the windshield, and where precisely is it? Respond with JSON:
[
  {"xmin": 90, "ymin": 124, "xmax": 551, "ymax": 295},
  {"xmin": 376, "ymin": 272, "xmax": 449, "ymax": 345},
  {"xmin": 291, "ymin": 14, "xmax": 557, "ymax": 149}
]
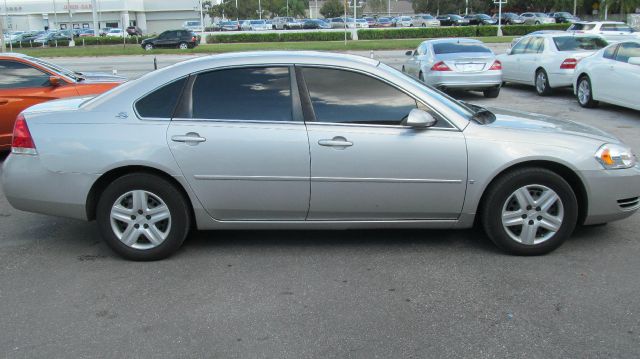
[
  {"xmin": 478, "ymin": 14, "xmax": 491, "ymax": 19},
  {"xmin": 553, "ymin": 36, "xmax": 608, "ymax": 51},
  {"xmin": 433, "ymin": 42, "xmax": 492, "ymax": 54},
  {"xmin": 378, "ymin": 62, "xmax": 475, "ymax": 122},
  {"xmin": 557, "ymin": 12, "xmax": 572, "ymax": 17},
  {"xmin": 535, "ymin": 13, "xmax": 548, "ymax": 17},
  {"xmin": 27, "ymin": 56, "xmax": 80, "ymax": 81},
  {"xmin": 251, "ymin": 20, "xmax": 265, "ymax": 24},
  {"xmin": 602, "ymin": 24, "xmax": 633, "ymax": 32}
]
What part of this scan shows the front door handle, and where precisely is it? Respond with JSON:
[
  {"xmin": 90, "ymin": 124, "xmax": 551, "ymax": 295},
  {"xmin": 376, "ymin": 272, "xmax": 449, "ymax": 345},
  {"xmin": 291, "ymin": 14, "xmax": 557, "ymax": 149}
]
[
  {"xmin": 318, "ymin": 137, "xmax": 353, "ymax": 148},
  {"xmin": 171, "ymin": 132, "xmax": 206, "ymax": 144},
  {"xmin": 0, "ymin": 99, "xmax": 8, "ymax": 105}
]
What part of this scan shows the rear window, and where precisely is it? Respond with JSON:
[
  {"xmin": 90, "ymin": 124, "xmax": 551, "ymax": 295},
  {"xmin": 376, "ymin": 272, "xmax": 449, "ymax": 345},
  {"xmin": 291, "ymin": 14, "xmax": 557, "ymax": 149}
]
[
  {"xmin": 568, "ymin": 23, "xmax": 596, "ymax": 31},
  {"xmin": 251, "ymin": 20, "xmax": 265, "ymax": 24},
  {"xmin": 136, "ymin": 77, "xmax": 187, "ymax": 119},
  {"xmin": 433, "ymin": 42, "xmax": 492, "ymax": 54},
  {"xmin": 553, "ymin": 36, "xmax": 608, "ymax": 51},
  {"xmin": 601, "ymin": 23, "xmax": 633, "ymax": 32}
]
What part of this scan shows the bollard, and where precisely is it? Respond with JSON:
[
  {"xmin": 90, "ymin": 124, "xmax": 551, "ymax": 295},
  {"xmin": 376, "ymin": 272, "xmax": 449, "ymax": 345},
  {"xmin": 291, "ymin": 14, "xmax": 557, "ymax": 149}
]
[
  {"xmin": 153, "ymin": 57, "xmax": 158, "ymax": 70},
  {"xmin": 370, "ymin": 50, "xmax": 373, "ymax": 59},
  {"xmin": 112, "ymin": 69, "xmax": 118, "ymax": 75}
]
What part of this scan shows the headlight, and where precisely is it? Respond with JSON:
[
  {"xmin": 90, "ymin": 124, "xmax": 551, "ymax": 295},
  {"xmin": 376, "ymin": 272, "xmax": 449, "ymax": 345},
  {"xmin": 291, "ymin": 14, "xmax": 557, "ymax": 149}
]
[{"xmin": 595, "ymin": 144, "xmax": 637, "ymax": 169}]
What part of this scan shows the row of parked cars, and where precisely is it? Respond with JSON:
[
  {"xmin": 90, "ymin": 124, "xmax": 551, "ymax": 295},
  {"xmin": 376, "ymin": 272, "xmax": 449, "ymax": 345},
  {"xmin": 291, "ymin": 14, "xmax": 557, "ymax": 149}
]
[
  {"xmin": 209, "ymin": 12, "xmax": 581, "ymax": 32},
  {"xmin": 3, "ymin": 26, "xmax": 145, "ymax": 45},
  {"xmin": 401, "ymin": 23, "xmax": 640, "ymax": 111}
]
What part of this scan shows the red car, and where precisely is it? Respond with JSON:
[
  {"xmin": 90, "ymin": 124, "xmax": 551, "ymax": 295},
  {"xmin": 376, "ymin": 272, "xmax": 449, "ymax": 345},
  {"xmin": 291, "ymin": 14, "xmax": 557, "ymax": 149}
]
[{"xmin": 0, "ymin": 53, "xmax": 126, "ymax": 152}]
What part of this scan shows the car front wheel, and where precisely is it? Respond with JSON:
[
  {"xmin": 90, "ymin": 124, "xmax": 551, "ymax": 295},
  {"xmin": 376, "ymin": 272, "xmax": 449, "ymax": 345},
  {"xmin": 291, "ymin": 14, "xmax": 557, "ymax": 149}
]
[
  {"xmin": 178, "ymin": 42, "xmax": 189, "ymax": 50},
  {"xmin": 481, "ymin": 167, "xmax": 578, "ymax": 255},
  {"xmin": 576, "ymin": 75, "xmax": 599, "ymax": 108},
  {"xmin": 144, "ymin": 43, "xmax": 153, "ymax": 51},
  {"xmin": 96, "ymin": 173, "xmax": 191, "ymax": 261}
]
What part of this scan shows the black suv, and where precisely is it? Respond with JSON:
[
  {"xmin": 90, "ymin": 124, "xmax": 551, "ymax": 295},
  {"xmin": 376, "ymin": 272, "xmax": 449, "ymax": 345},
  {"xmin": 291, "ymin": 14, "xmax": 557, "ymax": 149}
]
[{"xmin": 141, "ymin": 30, "xmax": 198, "ymax": 50}]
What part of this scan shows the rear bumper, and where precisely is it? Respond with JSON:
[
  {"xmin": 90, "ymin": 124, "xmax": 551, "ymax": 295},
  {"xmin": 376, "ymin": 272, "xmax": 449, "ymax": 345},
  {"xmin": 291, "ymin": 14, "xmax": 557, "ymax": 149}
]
[
  {"xmin": 548, "ymin": 70, "xmax": 574, "ymax": 88},
  {"xmin": 581, "ymin": 166, "xmax": 640, "ymax": 225},
  {"xmin": 426, "ymin": 71, "xmax": 502, "ymax": 90},
  {"xmin": 1, "ymin": 154, "xmax": 96, "ymax": 221}
]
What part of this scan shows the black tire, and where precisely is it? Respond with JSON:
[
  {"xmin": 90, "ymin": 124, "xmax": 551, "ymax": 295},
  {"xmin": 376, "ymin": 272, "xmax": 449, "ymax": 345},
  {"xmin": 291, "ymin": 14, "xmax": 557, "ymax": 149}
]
[
  {"xmin": 96, "ymin": 173, "xmax": 191, "ymax": 261},
  {"xmin": 418, "ymin": 71, "xmax": 424, "ymax": 82},
  {"xmin": 481, "ymin": 167, "xmax": 578, "ymax": 256},
  {"xmin": 483, "ymin": 88, "xmax": 500, "ymax": 98},
  {"xmin": 535, "ymin": 69, "xmax": 553, "ymax": 96},
  {"xmin": 576, "ymin": 75, "xmax": 599, "ymax": 108}
]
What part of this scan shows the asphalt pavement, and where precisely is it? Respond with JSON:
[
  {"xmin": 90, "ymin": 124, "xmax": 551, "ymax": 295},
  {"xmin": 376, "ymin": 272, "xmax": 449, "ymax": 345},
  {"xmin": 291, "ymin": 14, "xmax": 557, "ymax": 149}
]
[{"xmin": 1, "ymin": 48, "xmax": 639, "ymax": 358}]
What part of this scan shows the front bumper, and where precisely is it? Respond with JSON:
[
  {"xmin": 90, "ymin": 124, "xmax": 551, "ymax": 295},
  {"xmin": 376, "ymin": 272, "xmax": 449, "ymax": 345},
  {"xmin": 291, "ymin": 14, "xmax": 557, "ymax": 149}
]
[
  {"xmin": 426, "ymin": 70, "xmax": 502, "ymax": 90},
  {"xmin": 581, "ymin": 165, "xmax": 640, "ymax": 225},
  {"xmin": 1, "ymin": 154, "xmax": 97, "ymax": 221}
]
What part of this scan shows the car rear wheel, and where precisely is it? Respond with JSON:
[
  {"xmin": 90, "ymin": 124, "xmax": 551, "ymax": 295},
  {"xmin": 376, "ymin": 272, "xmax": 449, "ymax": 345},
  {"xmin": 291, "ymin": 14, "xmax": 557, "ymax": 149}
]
[
  {"xmin": 535, "ymin": 69, "xmax": 553, "ymax": 96},
  {"xmin": 481, "ymin": 167, "xmax": 578, "ymax": 255},
  {"xmin": 144, "ymin": 43, "xmax": 153, "ymax": 51},
  {"xmin": 483, "ymin": 87, "xmax": 500, "ymax": 98},
  {"xmin": 576, "ymin": 75, "xmax": 599, "ymax": 108},
  {"xmin": 96, "ymin": 173, "xmax": 191, "ymax": 261},
  {"xmin": 178, "ymin": 42, "xmax": 189, "ymax": 50}
]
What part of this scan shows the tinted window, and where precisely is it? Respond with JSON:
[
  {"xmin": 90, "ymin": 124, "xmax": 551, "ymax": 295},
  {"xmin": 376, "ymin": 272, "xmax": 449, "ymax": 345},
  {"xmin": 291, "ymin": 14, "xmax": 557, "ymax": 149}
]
[
  {"xmin": 192, "ymin": 67, "xmax": 292, "ymax": 121},
  {"xmin": 615, "ymin": 42, "xmax": 640, "ymax": 63},
  {"xmin": 553, "ymin": 36, "xmax": 608, "ymax": 51},
  {"xmin": 301, "ymin": 67, "xmax": 417, "ymax": 126},
  {"xmin": 603, "ymin": 44, "xmax": 618, "ymax": 59},
  {"xmin": 135, "ymin": 77, "xmax": 187, "ymax": 118},
  {"xmin": 433, "ymin": 42, "xmax": 491, "ymax": 54},
  {"xmin": 568, "ymin": 23, "xmax": 595, "ymax": 31},
  {"xmin": 0, "ymin": 60, "xmax": 50, "ymax": 89}
]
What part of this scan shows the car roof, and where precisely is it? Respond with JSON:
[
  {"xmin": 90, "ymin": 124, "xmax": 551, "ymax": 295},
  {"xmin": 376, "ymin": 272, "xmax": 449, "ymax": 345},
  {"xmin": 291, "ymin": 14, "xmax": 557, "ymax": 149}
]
[
  {"xmin": 574, "ymin": 21, "xmax": 625, "ymax": 24},
  {"xmin": 0, "ymin": 52, "xmax": 29, "ymax": 59},
  {"xmin": 420, "ymin": 38, "xmax": 482, "ymax": 45}
]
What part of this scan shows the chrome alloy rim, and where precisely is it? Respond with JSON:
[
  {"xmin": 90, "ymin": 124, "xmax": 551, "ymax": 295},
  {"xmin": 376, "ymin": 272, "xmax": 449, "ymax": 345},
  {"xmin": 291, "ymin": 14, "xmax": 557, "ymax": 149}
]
[
  {"xmin": 577, "ymin": 79, "xmax": 590, "ymax": 105},
  {"xmin": 536, "ymin": 72, "xmax": 547, "ymax": 93},
  {"xmin": 144, "ymin": 44, "xmax": 153, "ymax": 51},
  {"xmin": 110, "ymin": 190, "xmax": 171, "ymax": 250},
  {"xmin": 501, "ymin": 185, "xmax": 564, "ymax": 245},
  {"xmin": 179, "ymin": 43, "xmax": 188, "ymax": 49}
]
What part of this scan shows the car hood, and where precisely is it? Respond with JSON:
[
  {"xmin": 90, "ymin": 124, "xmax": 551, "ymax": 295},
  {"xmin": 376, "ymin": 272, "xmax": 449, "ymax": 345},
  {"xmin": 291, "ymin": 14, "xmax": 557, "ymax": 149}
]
[
  {"xmin": 77, "ymin": 72, "xmax": 127, "ymax": 82},
  {"xmin": 483, "ymin": 107, "xmax": 619, "ymax": 143}
]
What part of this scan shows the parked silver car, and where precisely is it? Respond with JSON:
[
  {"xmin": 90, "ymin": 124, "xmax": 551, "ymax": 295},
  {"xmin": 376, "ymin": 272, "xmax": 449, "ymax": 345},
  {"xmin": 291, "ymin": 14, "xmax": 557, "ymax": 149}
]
[
  {"xmin": 520, "ymin": 12, "xmax": 556, "ymax": 25},
  {"xmin": 402, "ymin": 38, "xmax": 503, "ymax": 97},
  {"xmin": 2, "ymin": 52, "xmax": 639, "ymax": 260},
  {"xmin": 411, "ymin": 14, "xmax": 440, "ymax": 27}
]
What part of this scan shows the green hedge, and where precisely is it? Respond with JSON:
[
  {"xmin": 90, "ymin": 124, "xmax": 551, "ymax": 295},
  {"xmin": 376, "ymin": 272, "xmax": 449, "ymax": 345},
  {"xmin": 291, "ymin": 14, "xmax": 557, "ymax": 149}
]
[
  {"xmin": 358, "ymin": 26, "xmax": 477, "ymax": 40},
  {"xmin": 206, "ymin": 31, "xmax": 351, "ymax": 43},
  {"xmin": 475, "ymin": 23, "xmax": 571, "ymax": 36}
]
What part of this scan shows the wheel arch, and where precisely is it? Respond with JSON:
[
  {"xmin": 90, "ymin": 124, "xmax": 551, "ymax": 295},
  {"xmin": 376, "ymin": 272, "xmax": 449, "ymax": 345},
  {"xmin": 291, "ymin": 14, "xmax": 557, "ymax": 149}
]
[
  {"xmin": 86, "ymin": 165, "xmax": 195, "ymax": 222},
  {"xmin": 476, "ymin": 160, "xmax": 589, "ymax": 225}
]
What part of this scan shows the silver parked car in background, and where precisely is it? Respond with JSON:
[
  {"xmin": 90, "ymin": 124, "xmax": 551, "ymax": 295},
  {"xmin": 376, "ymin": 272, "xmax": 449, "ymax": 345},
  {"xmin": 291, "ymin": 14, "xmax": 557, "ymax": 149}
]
[
  {"xmin": 402, "ymin": 38, "xmax": 503, "ymax": 97},
  {"xmin": 520, "ymin": 12, "xmax": 556, "ymax": 25},
  {"xmin": 2, "ymin": 52, "xmax": 639, "ymax": 260},
  {"xmin": 411, "ymin": 14, "xmax": 440, "ymax": 27}
]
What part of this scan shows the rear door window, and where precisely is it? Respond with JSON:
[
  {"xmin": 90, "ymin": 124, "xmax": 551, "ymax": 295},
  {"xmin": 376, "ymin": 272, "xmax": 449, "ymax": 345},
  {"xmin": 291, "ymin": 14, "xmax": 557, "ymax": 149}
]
[
  {"xmin": 135, "ymin": 77, "xmax": 187, "ymax": 118},
  {"xmin": 191, "ymin": 67, "xmax": 293, "ymax": 122},
  {"xmin": 511, "ymin": 37, "xmax": 531, "ymax": 55}
]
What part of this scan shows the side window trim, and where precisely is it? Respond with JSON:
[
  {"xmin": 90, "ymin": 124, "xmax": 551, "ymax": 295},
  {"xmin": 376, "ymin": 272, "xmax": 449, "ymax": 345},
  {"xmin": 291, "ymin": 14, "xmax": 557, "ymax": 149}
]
[{"xmin": 295, "ymin": 65, "xmax": 456, "ymax": 130}]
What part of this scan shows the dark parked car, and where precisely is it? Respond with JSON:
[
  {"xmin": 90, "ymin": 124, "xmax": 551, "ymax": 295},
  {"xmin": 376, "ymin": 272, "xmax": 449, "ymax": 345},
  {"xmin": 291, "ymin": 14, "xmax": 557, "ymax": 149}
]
[
  {"xmin": 550, "ymin": 12, "xmax": 579, "ymax": 23},
  {"xmin": 495, "ymin": 12, "xmax": 525, "ymax": 25},
  {"xmin": 141, "ymin": 30, "xmax": 198, "ymax": 50},
  {"xmin": 436, "ymin": 14, "xmax": 469, "ymax": 26},
  {"xmin": 126, "ymin": 26, "xmax": 143, "ymax": 36},
  {"xmin": 374, "ymin": 17, "xmax": 393, "ymax": 27},
  {"xmin": 302, "ymin": 19, "xmax": 331, "ymax": 29},
  {"xmin": 464, "ymin": 14, "xmax": 497, "ymax": 25}
]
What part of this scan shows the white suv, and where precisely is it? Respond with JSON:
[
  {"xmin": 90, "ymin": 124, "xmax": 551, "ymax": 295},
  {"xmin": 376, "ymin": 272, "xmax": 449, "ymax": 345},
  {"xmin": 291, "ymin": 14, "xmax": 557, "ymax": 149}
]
[{"xmin": 567, "ymin": 21, "xmax": 640, "ymax": 43}]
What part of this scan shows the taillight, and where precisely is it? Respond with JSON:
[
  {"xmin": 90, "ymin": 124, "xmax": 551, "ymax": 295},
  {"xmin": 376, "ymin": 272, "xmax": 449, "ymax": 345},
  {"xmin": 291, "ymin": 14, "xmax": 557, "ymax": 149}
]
[
  {"xmin": 11, "ymin": 114, "xmax": 37, "ymax": 155},
  {"xmin": 488, "ymin": 60, "xmax": 502, "ymax": 70},
  {"xmin": 560, "ymin": 58, "xmax": 578, "ymax": 69},
  {"xmin": 431, "ymin": 61, "xmax": 452, "ymax": 71}
]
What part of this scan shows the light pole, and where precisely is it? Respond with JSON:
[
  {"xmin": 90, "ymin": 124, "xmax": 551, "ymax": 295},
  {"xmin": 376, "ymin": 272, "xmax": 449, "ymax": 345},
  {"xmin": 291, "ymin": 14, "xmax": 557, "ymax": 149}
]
[
  {"xmin": 1, "ymin": 10, "xmax": 5, "ymax": 53},
  {"xmin": 465, "ymin": 0, "xmax": 468, "ymax": 15},
  {"xmin": 258, "ymin": 0, "xmax": 262, "ymax": 19},
  {"xmin": 388, "ymin": 0, "xmax": 390, "ymax": 17},
  {"xmin": 287, "ymin": 0, "xmax": 289, "ymax": 17},
  {"xmin": 573, "ymin": 0, "xmax": 576, "ymax": 16},
  {"xmin": 52, "ymin": 0, "xmax": 59, "ymax": 30}
]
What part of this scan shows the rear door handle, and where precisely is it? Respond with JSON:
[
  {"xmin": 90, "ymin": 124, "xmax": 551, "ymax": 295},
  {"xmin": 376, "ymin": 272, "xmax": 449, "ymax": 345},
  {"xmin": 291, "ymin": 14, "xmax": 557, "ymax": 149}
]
[
  {"xmin": 0, "ymin": 99, "xmax": 8, "ymax": 105},
  {"xmin": 171, "ymin": 133, "xmax": 206, "ymax": 144},
  {"xmin": 318, "ymin": 137, "xmax": 353, "ymax": 148}
]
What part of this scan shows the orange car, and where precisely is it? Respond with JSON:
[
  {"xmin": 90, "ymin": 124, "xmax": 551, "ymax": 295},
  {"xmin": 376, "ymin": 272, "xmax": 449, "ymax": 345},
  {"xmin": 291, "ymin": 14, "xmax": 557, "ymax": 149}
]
[{"xmin": 0, "ymin": 53, "xmax": 126, "ymax": 151}]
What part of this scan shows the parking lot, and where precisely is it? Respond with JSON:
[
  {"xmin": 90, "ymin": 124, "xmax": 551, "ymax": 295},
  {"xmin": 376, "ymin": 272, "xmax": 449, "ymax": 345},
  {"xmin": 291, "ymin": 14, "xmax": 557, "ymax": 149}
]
[{"xmin": 1, "ymin": 50, "xmax": 640, "ymax": 358}]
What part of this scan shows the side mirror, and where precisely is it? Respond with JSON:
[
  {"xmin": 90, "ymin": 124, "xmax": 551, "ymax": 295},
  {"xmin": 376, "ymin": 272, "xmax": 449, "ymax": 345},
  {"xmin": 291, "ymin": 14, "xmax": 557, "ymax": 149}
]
[
  {"xmin": 629, "ymin": 57, "xmax": 640, "ymax": 66},
  {"xmin": 506, "ymin": 48, "xmax": 512, "ymax": 55},
  {"xmin": 49, "ymin": 76, "xmax": 62, "ymax": 87},
  {"xmin": 406, "ymin": 109, "xmax": 437, "ymax": 128},
  {"xmin": 405, "ymin": 50, "xmax": 413, "ymax": 56}
]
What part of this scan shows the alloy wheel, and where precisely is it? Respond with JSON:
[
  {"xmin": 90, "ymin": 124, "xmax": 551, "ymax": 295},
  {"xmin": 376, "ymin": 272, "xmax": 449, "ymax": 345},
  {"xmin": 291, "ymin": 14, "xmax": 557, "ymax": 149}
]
[
  {"xmin": 110, "ymin": 190, "xmax": 172, "ymax": 250},
  {"xmin": 501, "ymin": 184, "xmax": 564, "ymax": 245},
  {"xmin": 179, "ymin": 43, "xmax": 188, "ymax": 50},
  {"xmin": 578, "ymin": 78, "xmax": 591, "ymax": 105},
  {"xmin": 536, "ymin": 71, "xmax": 547, "ymax": 94}
]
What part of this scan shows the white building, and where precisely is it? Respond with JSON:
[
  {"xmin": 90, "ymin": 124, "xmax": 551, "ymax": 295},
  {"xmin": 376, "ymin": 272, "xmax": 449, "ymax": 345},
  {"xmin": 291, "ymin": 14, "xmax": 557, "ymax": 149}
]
[{"xmin": 1, "ymin": 0, "xmax": 213, "ymax": 34}]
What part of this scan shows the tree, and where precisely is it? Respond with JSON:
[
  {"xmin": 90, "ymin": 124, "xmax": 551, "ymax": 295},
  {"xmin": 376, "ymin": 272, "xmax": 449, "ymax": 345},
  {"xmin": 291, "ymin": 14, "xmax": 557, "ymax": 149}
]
[
  {"xmin": 412, "ymin": 0, "xmax": 430, "ymax": 13},
  {"xmin": 321, "ymin": 0, "xmax": 346, "ymax": 18},
  {"xmin": 368, "ymin": 0, "xmax": 387, "ymax": 13}
]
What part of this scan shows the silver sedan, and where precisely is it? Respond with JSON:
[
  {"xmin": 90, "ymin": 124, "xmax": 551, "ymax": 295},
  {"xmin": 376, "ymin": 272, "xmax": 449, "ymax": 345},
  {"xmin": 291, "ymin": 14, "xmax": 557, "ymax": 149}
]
[
  {"xmin": 2, "ymin": 51, "xmax": 639, "ymax": 260},
  {"xmin": 402, "ymin": 38, "xmax": 503, "ymax": 97}
]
